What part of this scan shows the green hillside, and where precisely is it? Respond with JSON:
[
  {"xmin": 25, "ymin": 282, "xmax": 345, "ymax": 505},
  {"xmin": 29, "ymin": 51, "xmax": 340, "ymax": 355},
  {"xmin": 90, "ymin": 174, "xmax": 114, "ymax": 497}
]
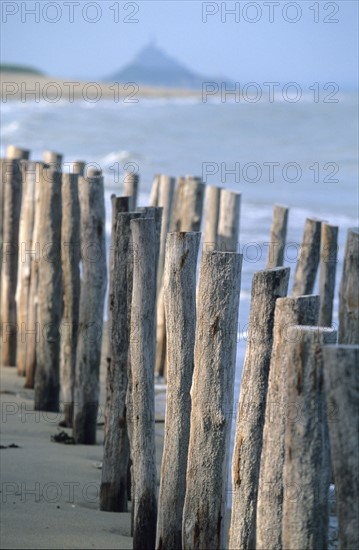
[{"xmin": 0, "ymin": 63, "xmax": 44, "ymax": 75}]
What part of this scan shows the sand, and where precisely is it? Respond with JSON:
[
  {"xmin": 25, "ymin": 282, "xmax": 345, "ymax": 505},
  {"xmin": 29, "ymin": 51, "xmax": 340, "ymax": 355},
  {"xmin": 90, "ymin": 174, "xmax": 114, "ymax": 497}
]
[
  {"xmin": 0, "ymin": 72, "xmax": 201, "ymax": 102},
  {"xmin": 0, "ymin": 338, "xmax": 166, "ymax": 549}
]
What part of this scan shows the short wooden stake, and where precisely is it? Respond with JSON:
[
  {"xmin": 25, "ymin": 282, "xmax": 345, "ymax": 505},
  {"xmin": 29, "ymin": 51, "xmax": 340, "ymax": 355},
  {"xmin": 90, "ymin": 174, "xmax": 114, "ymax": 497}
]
[
  {"xmin": 338, "ymin": 228, "xmax": 359, "ymax": 344},
  {"xmin": 292, "ymin": 218, "xmax": 321, "ymax": 296},
  {"xmin": 266, "ymin": 204, "xmax": 289, "ymax": 268}
]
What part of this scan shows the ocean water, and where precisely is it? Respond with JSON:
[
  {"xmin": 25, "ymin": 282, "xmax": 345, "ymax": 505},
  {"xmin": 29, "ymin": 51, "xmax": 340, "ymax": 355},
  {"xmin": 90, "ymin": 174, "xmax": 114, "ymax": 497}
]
[{"xmin": 1, "ymin": 93, "xmax": 358, "ymax": 422}]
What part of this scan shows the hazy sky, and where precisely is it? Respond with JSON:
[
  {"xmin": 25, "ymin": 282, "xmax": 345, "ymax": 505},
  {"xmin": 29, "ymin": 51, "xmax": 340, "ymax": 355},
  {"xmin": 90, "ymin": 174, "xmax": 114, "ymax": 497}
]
[{"xmin": 1, "ymin": 0, "xmax": 358, "ymax": 87}]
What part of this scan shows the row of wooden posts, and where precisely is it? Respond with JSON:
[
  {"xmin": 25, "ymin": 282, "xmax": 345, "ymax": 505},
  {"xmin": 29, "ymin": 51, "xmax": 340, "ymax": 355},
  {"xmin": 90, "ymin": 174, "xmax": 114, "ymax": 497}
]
[{"xmin": 0, "ymin": 144, "xmax": 358, "ymax": 549}]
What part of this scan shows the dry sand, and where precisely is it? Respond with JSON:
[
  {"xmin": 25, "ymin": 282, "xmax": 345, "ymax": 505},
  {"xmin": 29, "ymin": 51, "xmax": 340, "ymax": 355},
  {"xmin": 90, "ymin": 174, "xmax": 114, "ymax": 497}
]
[
  {"xmin": 0, "ymin": 332, "xmax": 166, "ymax": 550},
  {"xmin": 0, "ymin": 72, "xmax": 201, "ymax": 102}
]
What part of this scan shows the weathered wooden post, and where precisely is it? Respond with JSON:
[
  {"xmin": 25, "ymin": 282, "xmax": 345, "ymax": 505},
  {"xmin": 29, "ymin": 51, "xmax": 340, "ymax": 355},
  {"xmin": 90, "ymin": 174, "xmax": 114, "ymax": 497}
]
[
  {"xmin": 203, "ymin": 185, "xmax": 221, "ymax": 251},
  {"xmin": 338, "ymin": 228, "xmax": 359, "ymax": 343},
  {"xmin": 24, "ymin": 163, "xmax": 43, "ymax": 388},
  {"xmin": 34, "ymin": 167, "xmax": 62, "ymax": 411},
  {"xmin": 323, "ymin": 344, "xmax": 359, "ymax": 550},
  {"xmin": 292, "ymin": 218, "xmax": 322, "ymax": 296},
  {"xmin": 73, "ymin": 173, "xmax": 107, "ymax": 443},
  {"xmin": 43, "ymin": 150, "xmax": 63, "ymax": 171},
  {"xmin": 282, "ymin": 326, "xmax": 337, "ymax": 550},
  {"xmin": 181, "ymin": 176, "xmax": 205, "ymax": 232},
  {"xmin": 229, "ymin": 267, "xmax": 290, "ymax": 550},
  {"xmin": 1, "ymin": 159, "xmax": 22, "ymax": 367},
  {"xmin": 123, "ymin": 171, "xmax": 139, "ymax": 211},
  {"xmin": 182, "ymin": 250, "xmax": 242, "ymax": 550},
  {"xmin": 217, "ymin": 189, "xmax": 241, "ymax": 252},
  {"xmin": 266, "ymin": 204, "xmax": 289, "ymax": 268},
  {"xmin": 156, "ymin": 231, "xmax": 201, "ymax": 550},
  {"xmin": 149, "ymin": 174, "xmax": 160, "ymax": 207},
  {"xmin": 5, "ymin": 146, "xmax": 30, "ymax": 160},
  {"xmin": 256, "ymin": 294, "xmax": 320, "ymax": 550},
  {"xmin": 157, "ymin": 175, "xmax": 176, "ymax": 290},
  {"xmin": 16, "ymin": 161, "xmax": 37, "ymax": 376},
  {"xmin": 72, "ymin": 161, "xmax": 86, "ymax": 176},
  {"xmin": 319, "ymin": 223, "xmax": 338, "ymax": 327},
  {"xmin": 129, "ymin": 217, "xmax": 157, "ymax": 550},
  {"xmin": 60, "ymin": 173, "xmax": 81, "ymax": 426},
  {"xmin": 101, "ymin": 208, "xmax": 141, "ymax": 515}
]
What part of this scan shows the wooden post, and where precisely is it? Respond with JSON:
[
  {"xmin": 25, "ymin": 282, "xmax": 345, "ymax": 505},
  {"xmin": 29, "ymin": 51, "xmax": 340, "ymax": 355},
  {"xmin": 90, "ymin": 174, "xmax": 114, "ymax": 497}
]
[
  {"xmin": 100, "ymin": 210, "xmax": 140, "ymax": 513},
  {"xmin": 266, "ymin": 204, "xmax": 289, "ymax": 268},
  {"xmin": 1, "ymin": 159, "xmax": 22, "ymax": 367},
  {"xmin": 229, "ymin": 267, "xmax": 290, "ymax": 550},
  {"xmin": 157, "ymin": 175, "xmax": 176, "ymax": 290},
  {"xmin": 73, "ymin": 174, "xmax": 107, "ymax": 444},
  {"xmin": 181, "ymin": 176, "xmax": 205, "ymax": 232},
  {"xmin": 156, "ymin": 231, "xmax": 201, "ymax": 550},
  {"xmin": 72, "ymin": 161, "xmax": 86, "ymax": 176},
  {"xmin": 282, "ymin": 326, "xmax": 337, "ymax": 550},
  {"xmin": 34, "ymin": 167, "xmax": 62, "ymax": 411},
  {"xmin": 16, "ymin": 161, "xmax": 37, "ymax": 376},
  {"xmin": 319, "ymin": 223, "xmax": 338, "ymax": 327},
  {"xmin": 6, "ymin": 146, "xmax": 30, "ymax": 160},
  {"xmin": 338, "ymin": 228, "xmax": 359, "ymax": 343},
  {"xmin": 123, "ymin": 172, "xmax": 139, "ymax": 211},
  {"xmin": 149, "ymin": 174, "xmax": 160, "ymax": 207},
  {"xmin": 182, "ymin": 251, "xmax": 242, "ymax": 550},
  {"xmin": 24, "ymin": 163, "xmax": 43, "ymax": 388},
  {"xmin": 256, "ymin": 294, "xmax": 320, "ymax": 550},
  {"xmin": 292, "ymin": 218, "xmax": 322, "ymax": 296},
  {"xmin": 323, "ymin": 344, "xmax": 359, "ymax": 550},
  {"xmin": 129, "ymin": 217, "xmax": 157, "ymax": 550},
  {"xmin": 203, "ymin": 185, "xmax": 221, "ymax": 251},
  {"xmin": 217, "ymin": 189, "xmax": 241, "ymax": 252},
  {"xmin": 43, "ymin": 150, "xmax": 63, "ymax": 171},
  {"xmin": 60, "ymin": 173, "xmax": 81, "ymax": 426}
]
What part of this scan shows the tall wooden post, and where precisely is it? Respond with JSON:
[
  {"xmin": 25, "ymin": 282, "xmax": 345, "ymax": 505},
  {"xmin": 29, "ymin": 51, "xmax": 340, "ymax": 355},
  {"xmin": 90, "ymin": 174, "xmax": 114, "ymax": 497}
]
[
  {"xmin": 123, "ymin": 172, "xmax": 139, "ymax": 211},
  {"xmin": 338, "ymin": 228, "xmax": 359, "ymax": 343},
  {"xmin": 1, "ymin": 159, "xmax": 22, "ymax": 367},
  {"xmin": 5, "ymin": 146, "xmax": 30, "ymax": 160},
  {"xmin": 266, "ymin": 204, "xmax": 289, "ymax": 268},
  {"xmin": 256, "ymin": 295, "xmax": 320, "ymax": 550},
  {"xmin": 183, "ymin": 251, "xmax": 242, "ymax": 550},
  {"xmin": 292, "ymin": 218, "xmax": 321, "ymax": 296},
  {"xmin": 157, "ymin": 175, "xmax": 176, "ymax": 290},
  {"xmin": 217, "ymin": 189, "xmax": 241, "ymax": 252},
  {"xmin": 229, "ymin": 267, "xmax": 290, "ymax": 550},
  {"xmin": 72, "ymin": 161, "xmax": 86, "ymax": 176},
  {"xmin": 60, "ymin": 173, "xmax": 81, "ymax": 426},
  {"xmin": 129, "ymin": 218, "xmax": 157, "ymax": 550},
  {"xmin": 73, "ymin": 174, "xmax": 107, "ymax": 443},
  {"xmin": 282, "ymin": 326, "xmax": 337, "ymax": 550},
  {"xmin": 156, "ymin": 231, "xmax": 201, "ymax": 550},
  {"xmin": 43, "ymin": 150, "xmax": 63, "ymax": 171},
  {"xmin": 16, "ymin": 161, "xmax": 37, "ymax": 376},
  {"xmin": 34, "ymin": 167, "xmax": 62, "ymax": 411},
  {"xmin": 319, "ymin": 223, "xmax": 338, "ymax": 326},
  {"xmin": 323, "ymin": 344, "xmax": 359, "ymax": 550},
  {"xmin": 203, "ymin": 185, "xmax": 221, "ymax": 251},
  {"xmin": 149, "ymin": 174, "xmax": 160, "ymax": 207}
]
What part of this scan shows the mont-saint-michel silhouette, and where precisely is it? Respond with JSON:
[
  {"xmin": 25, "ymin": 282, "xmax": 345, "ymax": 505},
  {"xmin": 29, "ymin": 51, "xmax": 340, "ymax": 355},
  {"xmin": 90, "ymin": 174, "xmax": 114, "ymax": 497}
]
[{"xmin": 106, "ymin": 41, "xmax": 234, "ymax": 90}]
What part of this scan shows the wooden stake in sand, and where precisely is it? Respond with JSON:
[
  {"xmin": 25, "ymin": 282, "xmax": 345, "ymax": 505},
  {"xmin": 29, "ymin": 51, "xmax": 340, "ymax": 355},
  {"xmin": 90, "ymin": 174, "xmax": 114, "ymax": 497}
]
[
  {"xmin": 156, "ymin": 231, "xmax": 201, "ymax": 550},
  {"xmin": 182, "ymin": 251, "xmax": 242, "ymax": 550},
  {"xmin": 149, "ymin": 174, "xmax": 160, "ymax": 207},
  {"xmin": 72, "ymin": 161, "xmax": 86, "ymax": 176},
  {"xmin": 266, "ymin": 204, "xmax": 289, "ymax": 268},
  {"xmin": 217, "ymin": 189, "xmax": 241, "ymax": 252},
  {"xmin": 229, "ymin": 267, "xmax": 290, "ymax": 550},
  {"xmin": 33, "ymin": 167, "xmax": 62, "ymax": 411},
  {"xmin": 43, "ymin": 150, "xmax": 63, "ymax": 171},
  {"xmin": 60, "ymin": 173, "xmax": 81, "ymax": 426},
  {"xmin": 170, "ymin": 177, "xmax": 205, "ymax": 233},
  {"xmin": 338, "ymin": 228, "xmax": 359, "ymax": 344},
  {"xmin": 123, "ymin": 171, "xmax": 139, "ymax": 211},
  {"xmin": 73, "ymin": 173, "xmax": 107, "ymax": 443},
  {"xmin": 323, "ymin": 344, "xmax": 359, "ymax": 550},
  {"xmin": 24, "ymin": 163, "xmax": 43, "ymax": 388},
  {"xmin": 129, "ymin": 217, "xmax": 157, "ymax": 550},
  {"xmin": 203, "ymin": 185, "xmax": 221, "ymax": 251},
  {"xmin": 5, "ymin": 146, "xmax": 30, "ymax": 160},
  {"xmin": 282, "ymin": 326, "xmax": 337, "ymax": 550},
  {"xmin": 256, "ymin": 294, "xmax": 320, "ymax": 550},
  {"xmin": 319, "ymin": 223, "xmax": 338, "ymax": 327},
  {"xmin": 156, "ymin": 175, "xmax": 176, "ymax": 290},
  {"xmin": 101, "ymin": 210, "xmax": 142, "ymax": 515},
  {"xmin": 292, "ymin": 218, "xmax": 321, "ymax": 296},
  {"xmin": 1, "ymin": 159, "xmax": 23, "ymax": 367},
  {"xmin": 16, "ymin": 161, "xmax": 37, "ymax": 376}
]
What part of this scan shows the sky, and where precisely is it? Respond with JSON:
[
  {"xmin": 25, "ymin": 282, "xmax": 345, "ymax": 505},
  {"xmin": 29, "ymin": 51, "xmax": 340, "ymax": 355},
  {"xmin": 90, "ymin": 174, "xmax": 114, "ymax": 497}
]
[{"xmin": 1, "ymin": 0, "xmax": 358, "ymax": 87}]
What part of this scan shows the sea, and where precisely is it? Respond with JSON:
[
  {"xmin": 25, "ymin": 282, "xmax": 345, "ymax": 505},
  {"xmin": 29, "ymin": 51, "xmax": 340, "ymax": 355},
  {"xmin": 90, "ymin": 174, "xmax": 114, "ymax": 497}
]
[{"xmin": 1, "ymin": 92, "xmax": 358, "ymax": 455}]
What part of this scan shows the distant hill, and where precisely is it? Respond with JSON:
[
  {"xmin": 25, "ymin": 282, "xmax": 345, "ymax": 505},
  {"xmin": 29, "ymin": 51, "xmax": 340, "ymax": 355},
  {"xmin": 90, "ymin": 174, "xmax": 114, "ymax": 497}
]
[
  {"xmin": 105, "ymin": 43, "xmax": 233, "ymax": 90},
  {"xmin": 0, "ymin": 63, "xmax": 44, "ymax": 75}
]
